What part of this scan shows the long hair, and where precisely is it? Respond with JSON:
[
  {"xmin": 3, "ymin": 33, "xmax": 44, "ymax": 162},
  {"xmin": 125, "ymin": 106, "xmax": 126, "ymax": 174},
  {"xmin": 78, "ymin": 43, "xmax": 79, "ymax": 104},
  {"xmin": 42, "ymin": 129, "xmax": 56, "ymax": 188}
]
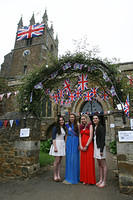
[
  {"xmin": 56, "ymin": 115, "xmax": 66, "ymax": 135},
  {"xmin": 69, "ymin": 113, "xmax": 78, "ymax": 132},
  {"xmin": 81, "ymin": 114, "xmax": 91, "ymax": 124}
]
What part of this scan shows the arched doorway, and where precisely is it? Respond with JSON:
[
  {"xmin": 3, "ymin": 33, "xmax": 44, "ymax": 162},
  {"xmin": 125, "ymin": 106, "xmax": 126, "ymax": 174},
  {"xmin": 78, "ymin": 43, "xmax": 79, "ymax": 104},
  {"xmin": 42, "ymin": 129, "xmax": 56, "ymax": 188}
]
[{"xmin": 80, "ymin": 100, "xmax": 105, "ymax": 126}]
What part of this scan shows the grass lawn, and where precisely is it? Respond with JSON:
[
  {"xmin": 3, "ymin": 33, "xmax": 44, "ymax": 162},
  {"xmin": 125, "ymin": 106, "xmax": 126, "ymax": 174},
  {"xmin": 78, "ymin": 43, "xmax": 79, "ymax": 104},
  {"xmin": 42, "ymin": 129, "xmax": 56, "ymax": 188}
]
[{"xmin": 39, "ymin": 151, "xmax": 54, "ymax": 167}]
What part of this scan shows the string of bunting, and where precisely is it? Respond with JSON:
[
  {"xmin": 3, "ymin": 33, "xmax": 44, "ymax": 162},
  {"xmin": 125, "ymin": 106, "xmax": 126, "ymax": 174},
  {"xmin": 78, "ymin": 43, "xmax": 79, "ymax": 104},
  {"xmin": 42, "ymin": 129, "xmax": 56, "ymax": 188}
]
[
  {"xmin": 0, "ymin": 119, "xmax": 20, "ymax": 128},
  {"xmin": 0, "ymin": 91, "xmax": 19, "ymax": 101}
]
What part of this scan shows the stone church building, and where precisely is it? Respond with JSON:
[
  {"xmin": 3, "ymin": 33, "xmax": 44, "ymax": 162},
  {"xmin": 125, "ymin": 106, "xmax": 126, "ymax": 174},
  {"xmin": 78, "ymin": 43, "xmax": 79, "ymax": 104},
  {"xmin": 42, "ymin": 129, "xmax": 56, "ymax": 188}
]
[{"xmin": 0, "ymin": 10, "xmax": 132, "ymax": 144}]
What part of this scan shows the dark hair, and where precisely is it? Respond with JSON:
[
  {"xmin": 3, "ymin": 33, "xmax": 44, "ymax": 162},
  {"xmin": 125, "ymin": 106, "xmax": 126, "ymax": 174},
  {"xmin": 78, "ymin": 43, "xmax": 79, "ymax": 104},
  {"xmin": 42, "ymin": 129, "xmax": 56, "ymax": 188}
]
[
  {"xmin": 69, "ymin": 113, "xmax": 78, "ymax": 133},
  {"xmin": 56, "ymin": 116, "xmax": 67, "ymax": 135}
]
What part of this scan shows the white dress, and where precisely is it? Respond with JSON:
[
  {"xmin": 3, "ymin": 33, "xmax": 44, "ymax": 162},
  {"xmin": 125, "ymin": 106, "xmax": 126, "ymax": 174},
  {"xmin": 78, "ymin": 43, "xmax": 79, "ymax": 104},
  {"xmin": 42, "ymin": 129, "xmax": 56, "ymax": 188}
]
[
  {"xmin": 94, "ymin": 127, "xmax": 106, "ymax": 159},
  {"xmin": 49, "ymin": 127, "xmax": 66, "ymax": 156}
]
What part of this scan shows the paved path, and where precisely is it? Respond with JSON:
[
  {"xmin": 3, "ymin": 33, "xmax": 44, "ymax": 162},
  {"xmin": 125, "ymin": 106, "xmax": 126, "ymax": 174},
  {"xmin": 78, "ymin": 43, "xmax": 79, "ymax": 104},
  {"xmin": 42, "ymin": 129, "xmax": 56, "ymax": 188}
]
[{"xmin": 0, "ymin": 151, "xmax": 132, "ymax": 200}]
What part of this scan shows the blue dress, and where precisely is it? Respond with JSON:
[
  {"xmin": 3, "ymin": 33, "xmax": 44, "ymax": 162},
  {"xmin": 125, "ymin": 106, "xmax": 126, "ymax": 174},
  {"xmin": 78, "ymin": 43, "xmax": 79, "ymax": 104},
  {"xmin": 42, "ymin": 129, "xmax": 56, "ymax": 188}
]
[{"xmin": 65, "ymin": 123, "xmax": 80, "ymax": 184}]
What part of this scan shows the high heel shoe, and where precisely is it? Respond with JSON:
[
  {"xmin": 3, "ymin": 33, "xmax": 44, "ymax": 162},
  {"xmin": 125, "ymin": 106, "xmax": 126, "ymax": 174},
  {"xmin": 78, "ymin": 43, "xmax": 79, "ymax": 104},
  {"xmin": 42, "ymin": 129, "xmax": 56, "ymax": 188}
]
[
  {"xmin": 98, "ymin": 182, "xmax": 106, "ymax": 188},
  {"xmin": 96, "ymin": 180, "xmax": 102, "ymax": 186}
]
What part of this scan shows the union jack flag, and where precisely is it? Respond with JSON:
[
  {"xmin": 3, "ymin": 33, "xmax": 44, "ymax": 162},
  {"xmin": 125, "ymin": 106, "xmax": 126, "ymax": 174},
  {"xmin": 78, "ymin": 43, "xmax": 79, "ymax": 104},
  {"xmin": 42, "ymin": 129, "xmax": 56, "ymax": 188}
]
[
  {"xmin": 52, "ymin": 93, "xmax": 59, "ymax": 104},
  {"xmin": 91, "ymin": 88, "xmax": 98, "ymax": 97},
  {"xmin": 57, "ymin": 89, "xmax": 64, "ymax": 99},
  {"xmin": 62, "ymin": 62, "xmax": 71, "ymax": 71},
  {"xmin": 17, "ymin": 23, "xmax": 45, "ymax": 41},
  {"xmin": 100, "ymin": 91, "xmax": 109, "ymax": 100},
  {"xmin": 74, "ymin": 89, "xmax": 82, "ymax": 99},
  {"xmin": 84, "ymin": 92, "xmax": 92, "ymax": 101},
  {"xmin": 110, "ymin": 86, "xmax": 116, "ymax": 96},
  {"xmin": 63, "ymin": 79, "xmax": 71, "ymax": 94},
  {"xmin": 73, "ymin": 63, "xmax": 83, "ymax": 70},
  {"xmin": 78, "ymin": 74, "xmax": 88, "ymax": 91},
  {"xmin": 127, "ymin": 75, "xmax": 133, "ymax": 85},
  {"xmin": 124, "ymin": 95, "xmax": 130, "ymax": 117},
  {"xmin": 68, "ymin": 92, "xmax": 75, "ymax": 102}
]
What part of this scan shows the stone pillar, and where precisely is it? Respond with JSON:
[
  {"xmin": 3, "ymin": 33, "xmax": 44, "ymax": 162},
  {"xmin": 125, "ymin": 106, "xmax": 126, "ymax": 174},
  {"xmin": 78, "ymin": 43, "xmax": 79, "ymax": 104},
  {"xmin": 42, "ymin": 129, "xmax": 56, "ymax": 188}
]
[
  {"xmin": 116, "ymin": 127, "xmax": 133, "ymax": 194},
  {"xmin": 0, "ymin": 116, "xmax": 41, "ymax": 180}
]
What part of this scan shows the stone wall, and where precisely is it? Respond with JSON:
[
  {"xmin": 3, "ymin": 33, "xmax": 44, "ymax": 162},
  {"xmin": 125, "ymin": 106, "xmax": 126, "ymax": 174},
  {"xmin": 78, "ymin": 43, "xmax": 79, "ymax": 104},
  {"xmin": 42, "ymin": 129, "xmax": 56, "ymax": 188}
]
[
  {"xmin": 0, "ymin": 116, "xmax": 41, "ymax": 180},
  {"xmin": 114, "ymin": 112, "xmax": 133, "ymax": 195}
]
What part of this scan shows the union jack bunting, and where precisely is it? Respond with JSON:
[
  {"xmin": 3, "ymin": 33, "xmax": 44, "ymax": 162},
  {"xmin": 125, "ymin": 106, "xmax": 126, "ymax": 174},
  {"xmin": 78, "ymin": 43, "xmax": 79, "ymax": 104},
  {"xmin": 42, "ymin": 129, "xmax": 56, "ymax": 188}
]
[
  {"xmin": 103, "ymin": 72, "xmax": 110, "ymax": 82},
  {"xmin": 60, "ymin": 99, "xmax": 64, "ymax": 105},
  {"xmin": 63, "ymin": 79, "xmax": 71, "ymax": 94},
  {"xmin": 110, "ymin": 86, "xmax": 116, "ymax": 96},
  {"xmin": 50, "ymin": 71, "xmax": 58, "ymax": 79},
  {"xmin": 34, "ymin": 82, "xmax": 43, "ymax": 89},
  {"xmin": 68, "ymin": 92, "xmax": 75, "ymax": 102},
  {"xmin": 84, "ymin": 92, "xmax": 92, "ymax": 101},
  {"xmin": 53, "ymin": 93, "xmax": 59, "ymax": 104},
  {"xmin": 17, "ymin": 23, "xmax": 45, "ymax": 41},
  {"xmin": 124, "ymin": 95, "xmax": 130, "ymax": 117},
  {"xmin": 57, "ymin": 89, "xmax": 64, "ymax": 99},
  {"xmin": 45, "ymin": 89, "xmax": 51, "ymax": 95},
  {"xmin": 73, "ymin": 63, "xmax": 83, "ymax": 70},
  {"xmin": 100, "ymin": 91, "xmax": 109, "ymax": 100},
  {"xmin": 74, "ymin": 89, "xmax": 82, "ymax": 99},
  {"xmin": 78, "ymin": 74, "xmax": 88, "ymax": 91},
  {"xmin": 62, "ymin": 62, "xmax": 71, "ymax": 71},
  {"xmin": 65, "ymin": 100, "xmax": 71, "ymax": 105},
  {"xmin": 91, "ymin": 88, "xmax": 98, "ymax": 97},
  {"xmin": 127, "ymin": 75, "xmax": 133, "ymax": 85}
]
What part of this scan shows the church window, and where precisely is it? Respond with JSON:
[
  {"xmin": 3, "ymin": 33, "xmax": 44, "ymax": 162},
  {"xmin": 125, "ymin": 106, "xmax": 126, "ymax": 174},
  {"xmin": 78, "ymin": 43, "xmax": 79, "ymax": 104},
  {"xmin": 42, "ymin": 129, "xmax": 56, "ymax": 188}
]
[
  {"xmin": 24, "ymin": 65, "xmax": 27, "ymax": 74},
  {"xmin": 42, "ymin": 98, "xmax": 52, "ymax": 117},
  {"xmin": 26, "ymin": 38, "xmax": 32, "ymax": 46}
]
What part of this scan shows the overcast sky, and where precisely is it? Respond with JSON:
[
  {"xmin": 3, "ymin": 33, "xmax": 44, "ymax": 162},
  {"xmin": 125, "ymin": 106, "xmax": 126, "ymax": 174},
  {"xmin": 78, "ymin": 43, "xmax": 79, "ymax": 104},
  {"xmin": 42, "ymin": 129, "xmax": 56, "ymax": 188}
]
[{"xmin": 1, "ymin": 0, "xmax": 133, "ymax": 65}]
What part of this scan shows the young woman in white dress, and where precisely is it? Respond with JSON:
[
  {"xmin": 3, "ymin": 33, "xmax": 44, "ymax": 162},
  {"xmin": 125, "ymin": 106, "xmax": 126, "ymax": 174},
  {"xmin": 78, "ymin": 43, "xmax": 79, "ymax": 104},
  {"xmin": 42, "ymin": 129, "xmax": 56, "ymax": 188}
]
[
  {"xmin": 93, "ymin": 114, "xmax": 107, "ymax": 188},
  {"xmin": 49, "ymin": 116, "xmax": 67, "ymax": 182}
]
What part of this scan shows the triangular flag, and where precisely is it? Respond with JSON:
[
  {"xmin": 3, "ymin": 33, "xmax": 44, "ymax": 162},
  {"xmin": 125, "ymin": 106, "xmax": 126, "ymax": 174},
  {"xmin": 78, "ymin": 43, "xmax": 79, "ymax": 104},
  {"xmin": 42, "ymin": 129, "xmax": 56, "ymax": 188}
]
[
  {"xmin": 15, "ymin": 119, "xmax": 20, "ymax": 126},
  {"xmin": 30, "ymin": 92, "xmax": 33, "ymax": 103},
  {"xmin": 7, "ymin": 92, "xmax": 12, "ymax": 99},
  {"xmin": 9, "ymin": 120, "xmax": 14, "ymax": 127},
  {"xmin": 4, "ymin": 120, "xmax": 8, "ymax": 127},
  {"xmin": 0, "ymin": 94, "xmax": 4, "ymax": 101},
  {"xmin": 14, "ymin": 91, "xmax": 19, "ymax": 96},
  {"xmin": 0, "ymin": 120, "xmax": 3, "ymax": 128}
]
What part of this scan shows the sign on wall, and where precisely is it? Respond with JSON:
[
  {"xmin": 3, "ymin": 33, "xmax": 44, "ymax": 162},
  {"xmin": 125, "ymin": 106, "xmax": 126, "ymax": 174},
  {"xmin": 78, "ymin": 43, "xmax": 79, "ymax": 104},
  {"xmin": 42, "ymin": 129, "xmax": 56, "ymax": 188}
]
[
  {"xmin": 118, "ymin": 131, "xmax": 133, "ymax": 142},
  {"xmin": 20, "ymin": 128, "xmax": 30, "ymax": 137}
]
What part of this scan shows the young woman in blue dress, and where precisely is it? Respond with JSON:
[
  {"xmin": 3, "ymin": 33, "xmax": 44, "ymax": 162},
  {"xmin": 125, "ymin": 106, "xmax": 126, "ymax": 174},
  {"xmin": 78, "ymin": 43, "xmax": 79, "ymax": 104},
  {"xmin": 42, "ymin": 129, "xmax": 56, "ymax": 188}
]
[
  {"xmin": 49, "ymin": 116, "xmax": 67, "ymax": 182},
  {"xmin": 63, "ymin": 113, "xmax": 80, "ymax": 184}
]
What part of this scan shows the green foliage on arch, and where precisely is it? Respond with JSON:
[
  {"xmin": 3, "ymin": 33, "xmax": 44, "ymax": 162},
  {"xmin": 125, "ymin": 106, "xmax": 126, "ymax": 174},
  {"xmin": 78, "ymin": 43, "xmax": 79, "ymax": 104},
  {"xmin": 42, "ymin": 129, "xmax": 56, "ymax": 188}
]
[{"xmin": 17, "ymin": 52, "xmax": 131, "ymax": 117}]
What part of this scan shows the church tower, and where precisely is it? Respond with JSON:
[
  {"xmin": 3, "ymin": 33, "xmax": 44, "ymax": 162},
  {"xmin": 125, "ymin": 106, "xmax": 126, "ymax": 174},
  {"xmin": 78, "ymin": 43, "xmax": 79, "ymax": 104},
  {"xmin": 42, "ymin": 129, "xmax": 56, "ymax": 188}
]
[{"xmin": 1, "ymin": 10, "xmax": 58, "ymax": 79}]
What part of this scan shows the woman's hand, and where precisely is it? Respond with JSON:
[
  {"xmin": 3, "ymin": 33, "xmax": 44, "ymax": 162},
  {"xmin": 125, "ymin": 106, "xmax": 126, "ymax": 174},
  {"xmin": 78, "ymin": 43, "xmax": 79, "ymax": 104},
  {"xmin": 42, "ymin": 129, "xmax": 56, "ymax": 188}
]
[
  {"xmin": 54, "ymin": 146, "xmax": 58, "ymax": 152},
  {"xmin": 100, "ymin": 152, "xmax": 103, "ymax": 156},
  {"xmin": 82, "ymin": 145, "xmax": 88, "ymax": 151},
  {"xmin": 79, "ymin": 145, "xmax": 83, "ymax": 151}
]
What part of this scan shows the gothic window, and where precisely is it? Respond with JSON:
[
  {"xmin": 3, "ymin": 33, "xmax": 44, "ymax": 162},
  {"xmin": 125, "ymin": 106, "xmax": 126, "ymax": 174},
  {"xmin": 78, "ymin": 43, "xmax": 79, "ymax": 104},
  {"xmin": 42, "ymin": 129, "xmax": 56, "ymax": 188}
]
[
  {"xmin": 80, "ymin": 100, "xmax": 103, "ymax": 114},
  {"xmin": 50, "ymin": 44, "xmax": 54, "ymax": 54},
  {"xmin": 47, "ymin": 99, "xmax": 52, "ymax": 117},
  {"xmin": 42, "ymin": 98, "xmax": 52, "ymax": 117},
  {"xmin": 80, "ymin": 100, "xmax": 105, "ymax": 126},
  {"xmin": 42, "ymin": 98, "xmax": 46, "ymax": 117},
  {"xmin": 24, "ymin": 65, "xmax": 27, "ymax": 74},
  {"xmin": 26, "ymin": 38, "xmax": 32, "ymax": 46}
]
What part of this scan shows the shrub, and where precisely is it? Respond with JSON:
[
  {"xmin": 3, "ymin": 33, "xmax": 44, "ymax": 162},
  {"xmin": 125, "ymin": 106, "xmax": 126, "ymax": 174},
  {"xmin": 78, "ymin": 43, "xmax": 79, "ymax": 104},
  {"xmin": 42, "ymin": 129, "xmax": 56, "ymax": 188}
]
[
  {"xmin": 109, "ymin": 140, "xmax": 117, "ymax": 155},
  {"xmin": 40, "ymin": 139, "xmax": 52, "ymax": 153}
]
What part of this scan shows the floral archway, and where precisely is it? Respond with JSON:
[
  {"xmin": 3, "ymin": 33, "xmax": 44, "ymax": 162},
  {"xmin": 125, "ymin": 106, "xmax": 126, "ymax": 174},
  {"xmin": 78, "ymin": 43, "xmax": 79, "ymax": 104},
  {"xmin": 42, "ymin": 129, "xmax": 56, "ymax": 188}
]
[{"xmin": 18, "ymin": 52, "xmax": 131, "ymax": 120}]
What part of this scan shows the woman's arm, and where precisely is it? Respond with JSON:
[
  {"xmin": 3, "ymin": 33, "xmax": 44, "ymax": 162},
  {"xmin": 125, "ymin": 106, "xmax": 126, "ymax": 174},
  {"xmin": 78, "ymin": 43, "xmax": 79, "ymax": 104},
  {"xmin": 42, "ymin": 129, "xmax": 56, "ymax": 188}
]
[
  {"xmin": 84, "ymin": 124, "xmax": 93, "ymax": 151},
  {"xmin": 100, "ymin": 126, "xmax": 105, "ymax": 153},
  {"xmin": 79, "ymin": 125, "xmax": 83, "ymax": 150},
  {"xmin": 52, "ymin": 127, "xmax": 58, "ymax": 152}
]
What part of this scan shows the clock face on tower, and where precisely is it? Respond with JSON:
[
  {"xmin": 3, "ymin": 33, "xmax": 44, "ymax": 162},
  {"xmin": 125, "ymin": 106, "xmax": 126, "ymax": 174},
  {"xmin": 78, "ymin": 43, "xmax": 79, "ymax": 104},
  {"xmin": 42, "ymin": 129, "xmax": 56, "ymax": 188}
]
[{"xmin": 23, "ymin": 49, "xmax": 30, "ymax": 56}]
